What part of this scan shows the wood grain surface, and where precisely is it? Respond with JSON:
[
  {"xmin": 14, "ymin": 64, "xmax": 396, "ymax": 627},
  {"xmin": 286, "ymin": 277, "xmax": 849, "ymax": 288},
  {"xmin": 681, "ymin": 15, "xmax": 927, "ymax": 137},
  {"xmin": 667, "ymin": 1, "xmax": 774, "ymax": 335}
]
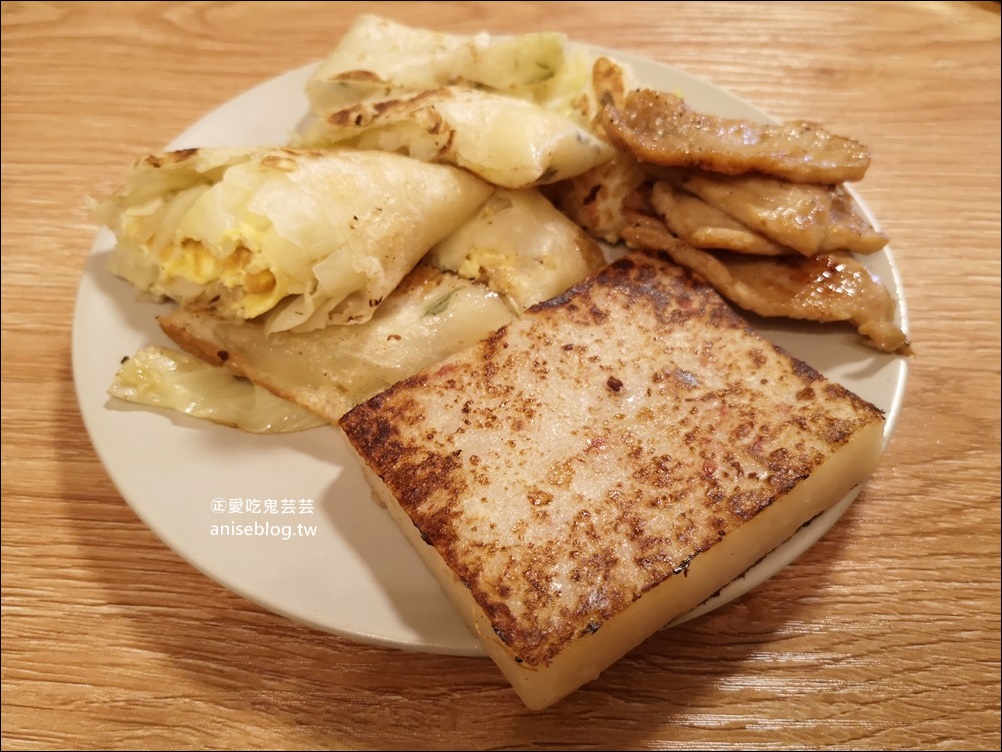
[{"xmin": 2, "ymin": 2, "xmax": 999, "ymax": 749}]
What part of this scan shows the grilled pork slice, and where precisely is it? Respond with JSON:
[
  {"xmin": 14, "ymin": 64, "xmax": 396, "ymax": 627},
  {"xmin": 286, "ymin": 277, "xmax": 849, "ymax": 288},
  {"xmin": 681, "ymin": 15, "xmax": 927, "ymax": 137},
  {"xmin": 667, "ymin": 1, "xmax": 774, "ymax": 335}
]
[
  {"xmin": 601, "ymin": 89, "xmax": 871, "ymax": 183},
  {"xmin": 667, "ymin": 170, "xmax": 888, "ymax": 257},
  {"xmin": 339, "ymin": 251, "xmax": 886, "ymax": 709},
  {"xmin": 159, "ymin": 264, "xmax": 515, "ymax": 424},
  {"xmin": 624, "ymin": 216, "xmax": 910, "ymax": 355},
  {"xmin": 650, "ymin": 181, "xmax": 792, "ymax": 256}
]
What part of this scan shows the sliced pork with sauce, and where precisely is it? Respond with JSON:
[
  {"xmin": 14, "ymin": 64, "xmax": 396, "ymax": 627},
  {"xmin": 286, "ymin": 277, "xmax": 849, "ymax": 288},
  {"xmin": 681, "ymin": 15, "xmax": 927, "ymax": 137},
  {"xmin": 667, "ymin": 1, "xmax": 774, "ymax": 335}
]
[
  {"xmin": 823, "ymin": 185, "xmax": 890, "ymax": 255},
  {"xmin": 649, "ymin": 181, "xmax": 792, "ymax": 256},
  {"xmin": 624, "ymin": 216, "xmax": 909, "ymax": 354},
  {"xmin": 601, "ymin": 89, "xmax": 872, "ymax": 184},
  {"xmin": 666, "ymin": 170, "xmax": 887, "ymax": 257}
]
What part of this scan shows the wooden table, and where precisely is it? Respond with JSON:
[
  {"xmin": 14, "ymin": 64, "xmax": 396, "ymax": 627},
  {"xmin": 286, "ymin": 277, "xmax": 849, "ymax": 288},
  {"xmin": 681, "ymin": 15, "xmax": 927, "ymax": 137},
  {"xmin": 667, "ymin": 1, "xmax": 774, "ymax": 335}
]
[{"xmin": 3, "ymin": 2, "xmax": 999, "ymax": 749}]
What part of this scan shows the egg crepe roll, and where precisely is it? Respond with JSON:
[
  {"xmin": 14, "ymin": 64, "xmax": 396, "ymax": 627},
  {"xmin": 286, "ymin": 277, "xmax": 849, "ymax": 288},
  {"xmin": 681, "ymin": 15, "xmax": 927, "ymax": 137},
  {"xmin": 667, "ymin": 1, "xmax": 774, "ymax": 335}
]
[
  {"xmin": 307, "ymin": 15, "xmax": 575, "ymax": 114},
  {"xmin": 158, "ymin": 264, "xmax": 517, "ymax": 424},
  {"xmin": 299, "ymin": 16, "xmax": 624, "ymax": 189},
  {"xmin": 428, "ymin": 188, "xmax": 605, "ymax": 311},
  {"xmin": 150, "ymin": 188, "xmax": 603, "ymax": 427},
  {"xmin": 94, "ymin": 147, "xmax": 492, "ymax": 333},
  {"xmin": 299, "ymin": 87, "xmax": 614, "ymax": 189}
]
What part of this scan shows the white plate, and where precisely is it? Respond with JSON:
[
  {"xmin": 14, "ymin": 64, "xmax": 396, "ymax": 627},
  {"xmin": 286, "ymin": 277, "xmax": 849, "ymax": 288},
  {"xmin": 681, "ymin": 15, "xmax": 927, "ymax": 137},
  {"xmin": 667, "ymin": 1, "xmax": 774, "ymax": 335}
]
[{"xmin": 73, "ymin": 45, "xmax": 909, "ymax": 657}]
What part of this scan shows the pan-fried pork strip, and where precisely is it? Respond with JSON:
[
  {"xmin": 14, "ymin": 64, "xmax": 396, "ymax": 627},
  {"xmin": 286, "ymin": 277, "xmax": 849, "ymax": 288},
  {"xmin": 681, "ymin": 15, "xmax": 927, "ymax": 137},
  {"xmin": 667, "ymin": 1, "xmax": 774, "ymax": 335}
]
[
  {"xmin": 824, "ymin": 185, "xmax": 890, "ymax": 255},
  {"xmin": 623, "ymin": 216, "xmax": 909, "ymax": 354},
  {"xmin": 601, "ymin": 89, "xmax": 871, "ymax": 184},
  {"xmin": 668, "ymin": 171, "xmax": 830, "ymax": 255},
  {"xmin": 667, "ymin": 171, "xmax": 887, "ymax": 257},
  {"xmin": 650, "ymin": 181, "xmax": 792, "ymax": 256}
]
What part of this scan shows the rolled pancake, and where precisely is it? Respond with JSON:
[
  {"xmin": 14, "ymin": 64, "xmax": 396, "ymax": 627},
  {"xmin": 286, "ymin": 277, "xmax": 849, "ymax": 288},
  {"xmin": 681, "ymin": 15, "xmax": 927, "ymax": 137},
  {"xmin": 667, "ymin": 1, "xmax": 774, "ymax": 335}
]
[
  {"xmin": 158, "ymin": 264, "xmax": 516, "ymax": 424},
  {"xmin": 94, "ymin": 147, "xmax": 492, "ymax": 333},
  {"xmin": 428, "ymin": 188, "xmax": 605, "ymax": 311},
  {"xmin": 299, "ymin": 16, "xmax": 624, "ymax": 188},
  {"xmin": 299, "ymin": 87, "xmax": 613, "ymax": 188},
  {"xmin": 306, "ymin": 15, "xmax": 574, "ymax": 114}
]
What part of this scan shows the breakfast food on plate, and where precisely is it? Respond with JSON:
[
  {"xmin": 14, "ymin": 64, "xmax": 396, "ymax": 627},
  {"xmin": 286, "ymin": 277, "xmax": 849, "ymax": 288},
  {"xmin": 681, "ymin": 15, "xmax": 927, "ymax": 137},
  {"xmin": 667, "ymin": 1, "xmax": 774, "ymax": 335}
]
[
  {"xmin": 427, "ymin": 188, "xmax": 604, "ymax": 311},
  {"xmin": 306, "ymin": 15, "xmax": 598, "ymax": 117},
  {"xmin": 600, "ymin": 89, "xmax": 872, "ymax": 183},
  {"xmin": 92, "ymin": 14, "xmax": 910, "ymax": 711},
  {"xmin": 547, "ymin": 63, "xmax": 908, "ymax": 353},
  {"xmin": 94, "ymin": 146, "xmax": 492, "ymax": 334},
  {"xmin": 298, "ymin": 86, "xmax": 615, "ymax": 189},
  {"xmin": 659, "ymin": 170, "xmax": 888, "ymax": 257},
  {"xmin": 543, "ymin": 151, "xmax": 650, "ymax": 245},
  {"xmin": 645, "ymin": 181, "xmax": 791, "ymax": 255},
  {"xmin": 339, "ymin": 250, "xmax": 887, "ymax": 709}
]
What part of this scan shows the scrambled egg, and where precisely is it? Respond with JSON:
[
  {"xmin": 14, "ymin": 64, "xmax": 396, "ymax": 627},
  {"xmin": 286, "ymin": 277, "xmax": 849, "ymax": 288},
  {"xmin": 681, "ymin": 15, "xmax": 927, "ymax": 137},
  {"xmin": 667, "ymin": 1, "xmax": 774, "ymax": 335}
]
[
  {"xmin": 156, "ymin": 227, "xmax": 285, "ymax": 320},
  {"xmin": 103, "ymin": 163, "xmax": 293, "ymax": 320}
]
